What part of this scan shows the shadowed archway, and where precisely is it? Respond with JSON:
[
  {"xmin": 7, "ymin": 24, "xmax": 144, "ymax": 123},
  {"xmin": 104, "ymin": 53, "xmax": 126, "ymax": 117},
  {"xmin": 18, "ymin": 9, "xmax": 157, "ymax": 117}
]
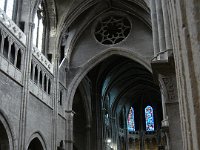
[
  {"xmin": 71, "ymin": 54, "xmax": 163, "ymax": 150},
  {"xmin": 0, "ymin": 121, "xmax": 9, "ymax": 150},
  {"xmin": 28, "ymin": 137, "xmax": 44, "ymax": 150}
]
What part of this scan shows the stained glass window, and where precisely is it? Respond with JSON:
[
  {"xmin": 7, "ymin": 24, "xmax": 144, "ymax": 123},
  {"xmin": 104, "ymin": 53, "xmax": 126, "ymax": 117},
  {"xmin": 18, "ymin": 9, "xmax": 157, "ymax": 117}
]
[
  {"xmin": 145, "ymin": 106, "xmax": 154, "ymax": 131},
  {"xmin": 127, "ymin": 107, "xmax": 135, "ymax": 132}
]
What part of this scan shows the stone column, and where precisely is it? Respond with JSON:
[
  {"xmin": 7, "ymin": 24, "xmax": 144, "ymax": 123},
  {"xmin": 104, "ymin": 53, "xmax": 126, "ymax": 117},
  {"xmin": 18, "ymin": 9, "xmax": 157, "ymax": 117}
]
[
  {"xmin": 140, "ymin": 131, "xmax": 144, "ymax": 150},
  {"xmin": 14, "ymin": 47, "xmax": 19, "ymax": 67},
  {"xmin": 160, "ymin": 75, "xmax": 183, "ymax": 150},
  {"xmin": 86, "ymin": 124, "xmax": 91, "ymax": 150},
  {"xmin": 161, "ymin": 93, "xmax": 167, "ymax": 121},
  {"xmin": 124, "ymin": 109, "xmax": 129, "ymax": 150},
  {"xmin": 155, "ymin": 0, "xmax": 167, "ymax": 59},
  {"xmin": 18, "ymin": 20, "xmax": 35, "ymax": 150},
  {"xmin": 65, "ymin": 110, "xmax": 75, "ymax": 150},
  {"xmin": 32, "ymin": 63, "xmax": 36, "ymax": 81},
  {"xmin": 0, "ymin": 31, "xmax": 5, "ymax": 54},
  {"xmin": 161, "ymin": 0, "xmax": 172, "ymax": 50},
  {"xmin": 7, "ymin": 37, "xmax": 12, "ymax": 60},
  {"xmin": 150, "ymin": 0, "xmax": 159, "ymax": 57},
  {"xmin": 37, "ymin": 68, "xmax": 41, "ymax": 85},
  {"xmin": 133, "ymin": 139, "xmax": 135, "ymax": 150},
  {"xmin": 42, "ymin": 73, "xmax": 45, "ymax": 89},
  {"xmin": 46, "ymin": 76, "xmax": 49, "ymax": 93}
]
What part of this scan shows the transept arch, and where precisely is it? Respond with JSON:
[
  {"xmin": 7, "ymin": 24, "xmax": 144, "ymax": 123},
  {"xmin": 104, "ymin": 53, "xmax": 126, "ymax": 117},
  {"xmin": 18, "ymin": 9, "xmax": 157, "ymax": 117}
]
[
  {"xmin": 65, "ymin": 48, "xmax": 151, "ymax": 111},
  {"xmin": 66, "ymin": 49, "xmax": 165, "ymax": 150}
]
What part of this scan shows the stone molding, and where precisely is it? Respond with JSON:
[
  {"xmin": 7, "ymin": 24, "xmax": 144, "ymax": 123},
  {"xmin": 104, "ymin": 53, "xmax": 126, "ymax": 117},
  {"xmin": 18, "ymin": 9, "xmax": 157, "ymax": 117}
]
[{"xmin": 161, "ymin": 76, "xmax": 178, "ymax": 103}]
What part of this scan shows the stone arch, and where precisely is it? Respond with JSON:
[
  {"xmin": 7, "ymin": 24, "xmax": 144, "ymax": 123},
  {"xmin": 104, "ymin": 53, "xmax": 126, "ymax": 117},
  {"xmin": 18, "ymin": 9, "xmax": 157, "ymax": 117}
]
[
  {"xmin": 56, "ymin": 1, "xmax": 151, "ymax": 64},
  {"xmin": 66, "ymin": 48, "xmax": 151, "ymax": 111},
  {"xmin": 0, "ymin": 110, "xmax": 15, "ymax": 150},
  {"xmin": 26, "ymin": 132, "xmax": 47, "ymax": 150}
]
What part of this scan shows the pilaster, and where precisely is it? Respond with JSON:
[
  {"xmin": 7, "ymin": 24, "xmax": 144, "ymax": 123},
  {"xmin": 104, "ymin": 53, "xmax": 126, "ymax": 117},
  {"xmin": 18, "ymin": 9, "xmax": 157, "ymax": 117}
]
[{"xmin": 65, "ymin": 110, "xmax": 75, "ymax": 150}]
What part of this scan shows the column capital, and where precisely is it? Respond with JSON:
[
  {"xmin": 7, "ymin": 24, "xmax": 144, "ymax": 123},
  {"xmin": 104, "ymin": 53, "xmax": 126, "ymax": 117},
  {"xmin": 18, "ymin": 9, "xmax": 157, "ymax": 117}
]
[
  {"xmin": 160, "ymin": 75, "xmax": 178, "ymax": 103},
  {"xmin": 65, "ymin": 110, "xmax": 76, "ymax": 116}
]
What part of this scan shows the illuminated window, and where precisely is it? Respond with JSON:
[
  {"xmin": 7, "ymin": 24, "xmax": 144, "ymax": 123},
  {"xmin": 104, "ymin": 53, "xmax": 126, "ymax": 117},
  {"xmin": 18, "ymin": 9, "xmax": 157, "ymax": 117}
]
[
  {"xmin": 0, "ymin": 0, "xmax": 15, "ymax": 19},
  {"xmin": 127, "ymin": 107, "xmax": 135, "ymax": 132},
  {"xmin": 145, "ymin": 106, "xmax": 154, "ymax": 131},
  {"xmin": 33, "ymin": 2, "xmax": 45, "ymax": 51}
]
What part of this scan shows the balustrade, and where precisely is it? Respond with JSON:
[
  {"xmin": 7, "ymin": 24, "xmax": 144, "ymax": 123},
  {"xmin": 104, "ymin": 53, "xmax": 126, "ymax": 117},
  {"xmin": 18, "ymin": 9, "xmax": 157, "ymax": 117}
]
[
  {"xmin": 0, "ymin": 9, "xmax": 26, "ymax": 45},
  {"xmin": 32, "ymin": 46, "xmax": 53, "ymax": 74},
  {"xmin": 0, "ymin": 9, "xmax": 25, "ymax": 84},
  {"xmin": 0, "ymin": 7, "xmax": 54, "ymax": 106},
  {"xmin": 29, "ymin": 53, "xmax": 53, "ymax": 107}
]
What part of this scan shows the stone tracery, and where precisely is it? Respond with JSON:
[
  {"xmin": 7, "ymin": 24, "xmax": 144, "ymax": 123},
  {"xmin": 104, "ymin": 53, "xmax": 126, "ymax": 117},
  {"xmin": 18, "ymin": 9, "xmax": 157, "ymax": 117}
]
[{"xmin": 94, "ymin": 15, "xmax": 131, "ymax": 45}]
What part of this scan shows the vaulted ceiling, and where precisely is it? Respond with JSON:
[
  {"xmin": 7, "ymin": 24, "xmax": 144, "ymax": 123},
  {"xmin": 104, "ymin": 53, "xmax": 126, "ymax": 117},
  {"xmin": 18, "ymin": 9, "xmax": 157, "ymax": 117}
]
[
  {"xmin": 53, "ymin": 0, "xmax": 151, "ymax": 38},
  {"xmin": 87, "ymin": 55, "xmax": 161, "ymax": 114}
]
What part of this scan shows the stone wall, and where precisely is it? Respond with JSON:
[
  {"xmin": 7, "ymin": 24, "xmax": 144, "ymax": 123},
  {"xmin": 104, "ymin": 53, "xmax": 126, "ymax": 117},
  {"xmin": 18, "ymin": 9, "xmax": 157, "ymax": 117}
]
[{"xmin": 0, "ymin": 71, "xmax": 22, "ymax": 149}]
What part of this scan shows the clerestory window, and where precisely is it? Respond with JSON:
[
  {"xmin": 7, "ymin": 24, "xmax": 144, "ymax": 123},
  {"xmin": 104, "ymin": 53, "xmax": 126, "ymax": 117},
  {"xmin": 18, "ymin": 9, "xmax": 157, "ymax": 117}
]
[
  {"xmin": 0, "ymin": 0, "xmax": 15, "ymax": 19},
  {"xmin": 33, "ymin": 2, "xmax": 45, "ymax": 52}
]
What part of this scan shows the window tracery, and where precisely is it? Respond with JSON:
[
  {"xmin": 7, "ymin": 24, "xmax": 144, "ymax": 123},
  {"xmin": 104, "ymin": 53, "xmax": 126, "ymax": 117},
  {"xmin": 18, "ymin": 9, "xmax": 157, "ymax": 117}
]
[{"xmin": 94, "ymin": 15, "xmax": 131, "ymax": 45}]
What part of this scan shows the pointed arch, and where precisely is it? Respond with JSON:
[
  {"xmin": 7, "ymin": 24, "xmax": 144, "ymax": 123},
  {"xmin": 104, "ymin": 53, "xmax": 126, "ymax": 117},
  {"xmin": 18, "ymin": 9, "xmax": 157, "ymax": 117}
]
[
  {"xmin": 0, "ymin": 110, "xmax": 15, "ymax": 150},
  {"xmin": 66, "ymin": 49, "xmax": 151, "ymax": 110},
  {"xmin": 27, "ymin": 132, "xmax": 47, "ymax": 150}
]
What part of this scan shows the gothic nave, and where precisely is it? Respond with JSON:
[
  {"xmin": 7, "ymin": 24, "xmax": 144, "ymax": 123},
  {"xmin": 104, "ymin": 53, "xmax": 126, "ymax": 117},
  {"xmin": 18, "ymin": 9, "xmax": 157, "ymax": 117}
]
[{"xmin": 0, "ymin": 0, "xmax": 199, "ymax": 150}]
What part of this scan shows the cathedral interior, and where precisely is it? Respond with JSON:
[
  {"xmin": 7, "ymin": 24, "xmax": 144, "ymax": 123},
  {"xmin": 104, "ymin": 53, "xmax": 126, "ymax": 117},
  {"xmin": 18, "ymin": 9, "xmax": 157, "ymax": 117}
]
[{"xmin": 0, "ymin": 0, "xmax": 199, "ymax": 150}]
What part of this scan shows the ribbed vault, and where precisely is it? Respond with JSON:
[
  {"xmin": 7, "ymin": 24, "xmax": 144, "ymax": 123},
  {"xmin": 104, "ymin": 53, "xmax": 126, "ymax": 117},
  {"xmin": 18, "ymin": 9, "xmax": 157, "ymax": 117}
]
[{"xmin": 86, "ymin": 54, "xmax": 162, "ymax": 129}]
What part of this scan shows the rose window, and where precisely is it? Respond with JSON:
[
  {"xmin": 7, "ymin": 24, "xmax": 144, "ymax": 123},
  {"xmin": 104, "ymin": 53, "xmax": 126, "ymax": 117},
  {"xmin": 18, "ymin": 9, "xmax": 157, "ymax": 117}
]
[{"xmin": 94, "ymin": 15, "xmax": 131, "ymax": 45}]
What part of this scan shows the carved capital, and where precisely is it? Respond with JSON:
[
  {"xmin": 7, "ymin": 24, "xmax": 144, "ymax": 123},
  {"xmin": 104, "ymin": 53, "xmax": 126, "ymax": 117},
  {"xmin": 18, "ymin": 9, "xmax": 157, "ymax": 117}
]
[
  {"xmin": 161, "ymin": 75, "xmax": 178, "ymax": 103},
  {"xmin": 8, "ymin": 36, "xmax": 13, "ymax": 44},
  {"xmin": 1, "ymin": 30, "xmax": 7, "ymax": 38}
]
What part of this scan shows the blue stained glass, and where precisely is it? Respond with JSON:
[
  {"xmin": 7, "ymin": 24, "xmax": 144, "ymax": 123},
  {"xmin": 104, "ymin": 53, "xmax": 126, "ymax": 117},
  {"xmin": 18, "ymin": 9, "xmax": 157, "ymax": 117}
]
[
  {"xmin": 127, "ymin": 107, "xmax": 135, "ymax": 131},
  {"xmin": 145, "ymin": 106, "xmax": 154, "ymax": 131}
]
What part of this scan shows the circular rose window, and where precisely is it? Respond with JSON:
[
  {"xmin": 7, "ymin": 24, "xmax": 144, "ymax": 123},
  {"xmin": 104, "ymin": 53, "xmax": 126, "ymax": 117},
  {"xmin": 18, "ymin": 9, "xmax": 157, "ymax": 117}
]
[{"xmin": 94, "ymin": 15, "xmax": 131, "ymax": 45}]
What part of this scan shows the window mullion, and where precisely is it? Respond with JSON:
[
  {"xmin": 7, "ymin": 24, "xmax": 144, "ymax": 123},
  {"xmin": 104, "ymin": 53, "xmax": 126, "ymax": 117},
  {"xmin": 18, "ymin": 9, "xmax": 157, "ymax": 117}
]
[{"xmin": 36, "ymin": 18, "xmax": 40, "ymax": 48}]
